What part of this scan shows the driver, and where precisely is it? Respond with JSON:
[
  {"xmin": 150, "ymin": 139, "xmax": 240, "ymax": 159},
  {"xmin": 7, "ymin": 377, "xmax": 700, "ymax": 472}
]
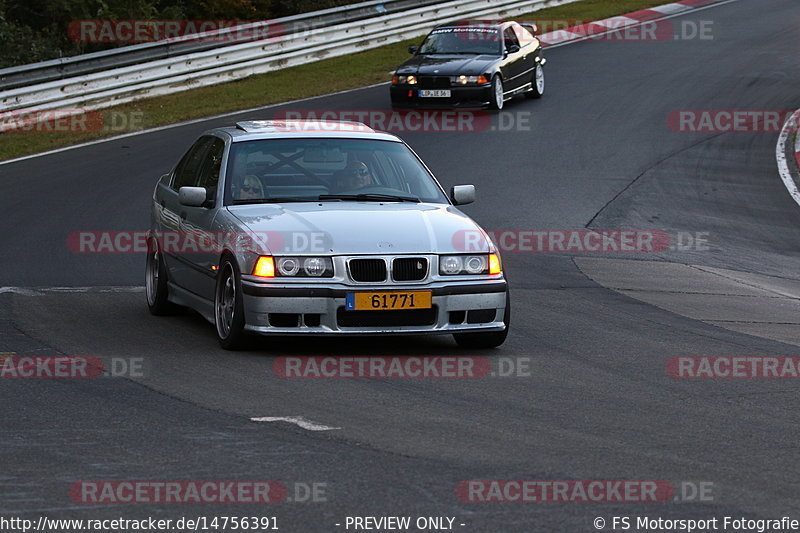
[
  {"xmin": 336, "ymin": 160, "xmax": 374, "ymax": 190},
  {"xmin": 235, "ymin": 174, "xmax": 265, "ymax": 200}
]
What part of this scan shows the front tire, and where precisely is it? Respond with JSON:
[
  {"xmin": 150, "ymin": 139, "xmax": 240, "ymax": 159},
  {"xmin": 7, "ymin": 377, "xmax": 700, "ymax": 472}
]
[
  {"xmin": 453, "ymin": 291, "xmax": 510, "ymax": 349},
  {"xmin": 145, "ymin": 238, "xmax": 177, "ymax": 315},
  {"xmin": 525, "ymin": 63, "xmax": 544, "ymax": 99},
  {"xmin": 488, "ymin": 75, "xmax": 504, "ymax": 110},
  {"xmin": 215, "ymin": 257, "xmax": 248, "ymax": 350}
]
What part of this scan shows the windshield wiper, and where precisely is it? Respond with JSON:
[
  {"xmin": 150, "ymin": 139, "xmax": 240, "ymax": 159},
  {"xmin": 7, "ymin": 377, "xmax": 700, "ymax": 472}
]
[
  {"xmin": 318, "ymin": 193, "xmax": 420, "ymax": 203},
  {"xmin": 232, "ymin": 197, "xmax": 315, "ymax": 204}
]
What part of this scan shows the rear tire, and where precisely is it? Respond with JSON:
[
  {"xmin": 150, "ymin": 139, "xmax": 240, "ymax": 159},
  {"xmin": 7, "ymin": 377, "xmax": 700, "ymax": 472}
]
[
  {"xmin": 525, "ymin": 63, "xmax": 544, "ymax": 99},
  {"xmin": 453, "ymin": 290, "xmax": 510, "ymax": 349},
  {"xmin": 215, "ymin": 257, "xmax": 248, "ymax": 350},
  {"xmin": 145, "ymin": 238, "xmax": 178, "ymax": 315}
]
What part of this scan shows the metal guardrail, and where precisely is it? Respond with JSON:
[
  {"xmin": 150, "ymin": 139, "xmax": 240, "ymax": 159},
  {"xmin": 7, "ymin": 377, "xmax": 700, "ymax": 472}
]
[
  {"xmin": 0, "ymin": 0, "xmax": 579, "ymax": 115},
  {"xmin": 0, "ymin": 0, "xmax": 444, "ymax": 91}
]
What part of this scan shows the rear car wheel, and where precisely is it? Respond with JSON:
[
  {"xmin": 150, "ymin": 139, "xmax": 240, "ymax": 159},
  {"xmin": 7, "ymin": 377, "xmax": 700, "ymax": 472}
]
[
  {"xmin": 453, "ymin": 290, "xmax": 510, "ymax": 349},
  {"xmin": 489, "ymin": 75, "xmax": 504, "ymax": 110},
  {"xmin": 526, "ymin": 63, "xmax": 545, "ymax": 99},
  {"xmin": 145, "ymin": 238, "xmax": 177, "ymax": 315},
  {"xmin": 215, "ymin": 257, "xmax": 248, "ymax": 350}
]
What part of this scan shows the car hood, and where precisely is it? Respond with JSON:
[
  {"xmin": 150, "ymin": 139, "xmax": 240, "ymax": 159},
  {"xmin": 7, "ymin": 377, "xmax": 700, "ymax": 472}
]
[
  {"xmin": 396, "ymin": 54, "xmax": 497, "ymax": 76},
  {"xmin": 225, "ymin": 202, "xmax": 490, "ymax": 255}
]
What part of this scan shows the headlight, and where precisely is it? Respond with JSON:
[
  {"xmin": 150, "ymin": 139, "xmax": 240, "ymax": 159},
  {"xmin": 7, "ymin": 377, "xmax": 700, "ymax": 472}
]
[
  {"xmin": 440, "ymin": 256, "xmax": 463, "ymax": 275},
  {"xmin": 392, "ymin": 75, "xmax": 418, "ymax": 85},
  {"xmin": 303, "ymin": 257, "xmax": 327, "ymax": 277},
  {"xmin": 276, "ymin": 256, "xmax": 333, "ymax": 278},
  {"xmin": 450, "ymin": 75, "xmax": 488, "ymax": 85},
  {"xmin": 439, "ymin": 254, "xmax": 502, "ymax": 275},
  {"xmin": 277, "ymin": 257, "xmax": 300, "ymax": 276}
]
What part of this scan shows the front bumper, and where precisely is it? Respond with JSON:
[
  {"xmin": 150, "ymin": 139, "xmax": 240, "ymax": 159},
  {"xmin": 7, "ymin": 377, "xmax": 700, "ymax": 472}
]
[
  {"xmin": 240, "ymin": 279, "xmax": 507, "ymax": 335},
  {"xmin": 390, "ymin": 84, "xmax": 493, "ymax": 108}
]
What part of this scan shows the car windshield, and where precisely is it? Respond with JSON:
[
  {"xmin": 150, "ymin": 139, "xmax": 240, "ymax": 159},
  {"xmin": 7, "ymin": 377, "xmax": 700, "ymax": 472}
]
[
  {"xmin": 418, "ymin": 27, "xmax": 502, "ymax": 55},
  {"xmin": 225, "ymin": 138, "xmax": 449, "ymax": 204}
]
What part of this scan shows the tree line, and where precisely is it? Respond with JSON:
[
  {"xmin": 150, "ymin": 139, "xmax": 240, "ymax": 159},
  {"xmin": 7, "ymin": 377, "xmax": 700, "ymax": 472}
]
[{"xmin": 0, "ymin": 0, "xmax": 358, "ymax": 68}]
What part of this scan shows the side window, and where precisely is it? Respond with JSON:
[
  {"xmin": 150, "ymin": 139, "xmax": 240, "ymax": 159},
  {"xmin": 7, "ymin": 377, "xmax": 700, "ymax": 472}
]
[
  {"xmin": 503, "ymin": 27, "xmax": 519, "ymax": 50},
  {"xmin": 172, "ymin": 136, "xmax": 213, "ymax": 190},
  {"xmin": 513, "ymin": 24, "xmax": 535, "ymax": 47},
  {"xmin": 197, "ymin": 138, "xmax": 225, "ymax": 202}
]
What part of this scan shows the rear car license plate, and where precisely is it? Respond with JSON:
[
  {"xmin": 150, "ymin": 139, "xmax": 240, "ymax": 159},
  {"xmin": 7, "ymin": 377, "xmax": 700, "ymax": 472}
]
[
  {"xmin": 418, "ymin": 89, "xmax": 451, "ymax": 98},
  {"xmin": 345, "ymin": 291, "xmax": 432, "ymax": 311}
]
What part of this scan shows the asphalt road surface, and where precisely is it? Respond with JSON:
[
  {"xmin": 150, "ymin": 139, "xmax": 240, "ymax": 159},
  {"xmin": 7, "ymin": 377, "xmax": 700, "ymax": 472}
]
[{"xmin": 2, "ymin": 0, "xmax": 800, "ymax": 530}]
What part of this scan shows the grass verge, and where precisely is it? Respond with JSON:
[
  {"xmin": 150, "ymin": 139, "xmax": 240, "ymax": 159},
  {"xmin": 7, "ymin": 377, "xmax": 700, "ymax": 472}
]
[{"xmin": 1, "ymin": 0, "xmax": 674, "ymax": 161}]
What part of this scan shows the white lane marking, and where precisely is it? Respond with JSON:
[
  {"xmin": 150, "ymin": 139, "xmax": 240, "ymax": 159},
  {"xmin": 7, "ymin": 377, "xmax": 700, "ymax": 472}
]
[
  {"xmin": 0, "ymin": 0, "xmax": 743, "ymax": 163},
  {"xmin": 0, "ymin": 286, "xmax": 144, "ymax": 294},
  {"xmin": 775, "ymin": 109, "xmax": 800, "ymax": 208},
  {"xmin": 648, "ymin": 3, "xmax": 690, "ymax": 14},
  {"xmin": 545, "ymin": 0, "xmax": 741, "ymax": 49},
  {"xmin": 593, "ymin": 16, "xmax": 640, "ymax": 27},
  {"xmin": 250, "ymin": 416, "xmax": 341, "ymax": 431},
  {"xmin": 0, "ymin": 82, "xmax": 390, "ymax": 167},
  {"xmin": 795, "ymin": 117, "xmax": 800, "ymax": 157},
  {"xmin": 538, "ymin": 30, "xmax": 584, "ymax": 44}
]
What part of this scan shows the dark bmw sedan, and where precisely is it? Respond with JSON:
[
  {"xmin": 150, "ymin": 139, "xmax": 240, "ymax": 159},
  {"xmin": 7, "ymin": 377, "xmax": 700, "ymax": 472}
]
[{"xmin": 390, "ymin": 20, "xmax": 545, "ymax": 110}]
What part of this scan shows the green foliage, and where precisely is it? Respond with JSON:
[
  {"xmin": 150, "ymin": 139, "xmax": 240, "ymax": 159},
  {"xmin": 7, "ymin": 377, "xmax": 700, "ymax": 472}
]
[{"xmin": 0, "ymin": 0, "xmax": 363, "ymax": 67}]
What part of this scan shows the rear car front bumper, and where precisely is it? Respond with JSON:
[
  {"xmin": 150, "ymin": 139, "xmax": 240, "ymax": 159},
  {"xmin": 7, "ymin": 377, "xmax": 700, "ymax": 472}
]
[{"xmin": 390, "ymin": 84, "xmax": 494, "ymax": 108}]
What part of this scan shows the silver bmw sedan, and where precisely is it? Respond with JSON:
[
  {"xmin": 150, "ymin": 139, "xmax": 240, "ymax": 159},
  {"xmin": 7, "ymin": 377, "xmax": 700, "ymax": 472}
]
[{"xmin": 146, "ymin": 120, "xmax": 509, "ymax": 349}]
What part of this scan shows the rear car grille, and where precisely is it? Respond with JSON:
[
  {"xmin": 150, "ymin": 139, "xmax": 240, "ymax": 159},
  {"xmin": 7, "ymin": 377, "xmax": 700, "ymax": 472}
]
[
  {"xmin": 348, "ymin": 259, "xmax": 386, "ymax": 282},
  {"xmin": 418, "ymin": 76, "xmax": 451, "ymax": 89},
  {"xmin": 337, "ymin": 306, "xmax": 438, "ymax": 327},
  {"xmin": 392, "ymin": 257, "xmax": 428, "ymax": 281}
]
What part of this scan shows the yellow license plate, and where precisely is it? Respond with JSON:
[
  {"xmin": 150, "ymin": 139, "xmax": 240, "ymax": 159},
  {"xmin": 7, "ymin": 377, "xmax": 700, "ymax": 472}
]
[{"xmin": 345, "ymin": 291, "xmax": 432, "ymax": 311}]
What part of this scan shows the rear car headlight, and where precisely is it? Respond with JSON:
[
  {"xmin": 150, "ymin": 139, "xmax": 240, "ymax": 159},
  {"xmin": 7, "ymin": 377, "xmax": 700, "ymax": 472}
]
[
  {"xmin": 393, "ymin": 75, "xmax": 418, "ymax": 85},
  {"xmin": 450, "ymin": 75, "xmax": 488, "ymax": 85},
  {"xmin": 439, "ymin": 254, "xmax": 501, "ymax": 275},
  {"xmin": 276, "ymin": 257, "xmax": 333, "ymax": 277}
]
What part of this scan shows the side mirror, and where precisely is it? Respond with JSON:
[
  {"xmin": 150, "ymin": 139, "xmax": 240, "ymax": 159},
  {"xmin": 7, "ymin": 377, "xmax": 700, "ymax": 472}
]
[
  {"xmin": 506, "ymin": 44, "xmax": 520, "ymax": 55},
  {"xmin": 179, "ymin": 186, "xmax": 208, "ymax": 207},
  {"xmin": 451, "ymin": 185, "xmax": 475, "ymax": 206},
  {"xmin": 408, "ymin": 45, "xmax": 418, "ymax": 55}
]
